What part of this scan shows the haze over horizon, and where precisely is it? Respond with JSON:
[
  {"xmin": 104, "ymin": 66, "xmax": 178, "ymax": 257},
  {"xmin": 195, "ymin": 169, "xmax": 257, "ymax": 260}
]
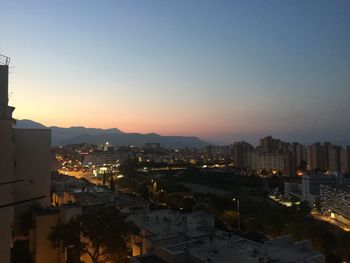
[
  {"xmin": 1, "ymin": 1, "xmax": 350, "ymax": 145},
  {"xmin": 14, "ymin": 118, "xmax": 350, "ymax": 147}
]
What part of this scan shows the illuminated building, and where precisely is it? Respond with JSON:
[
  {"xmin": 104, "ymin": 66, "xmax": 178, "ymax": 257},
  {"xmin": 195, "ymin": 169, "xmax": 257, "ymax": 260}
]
[
  {"xmin": 248, "ymin": 150, "xmax": 285, "ymax": 173},
  {"xmin": 320, "ymin": 184, "xmax": 350, "ymax": 226},
  {"xmin": 83, "ymin": 151, "xmax": 128, "ymax": 166},
  {"xmin": 284, "ymin": 173, "xmax": 338, "ymax": 206},
  {"xmin": 301, "ymin": 173, "xmax": 336, "ymax": 205}
]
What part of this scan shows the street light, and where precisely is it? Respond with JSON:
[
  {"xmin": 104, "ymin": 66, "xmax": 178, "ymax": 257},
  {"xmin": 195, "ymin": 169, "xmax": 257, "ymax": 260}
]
[{"xmin": 233, "ymin": 198, "xmax": 240, "ymax": 231}]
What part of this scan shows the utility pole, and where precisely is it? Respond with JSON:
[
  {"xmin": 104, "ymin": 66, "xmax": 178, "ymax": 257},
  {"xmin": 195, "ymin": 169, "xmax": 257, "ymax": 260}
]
[{"xmin": 233, "ymin": 198, "xmax": 240, "ymax": 231}]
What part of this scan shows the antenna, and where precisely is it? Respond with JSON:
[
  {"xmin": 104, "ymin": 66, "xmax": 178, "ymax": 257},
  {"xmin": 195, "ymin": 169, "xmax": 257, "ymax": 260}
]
[{"xmin": 0, "ymin": 54, "xmax": 11, "ymax": 66}]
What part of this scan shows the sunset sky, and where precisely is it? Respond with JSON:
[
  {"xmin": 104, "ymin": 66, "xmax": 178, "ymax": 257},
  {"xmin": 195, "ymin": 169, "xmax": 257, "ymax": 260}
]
[{"xmin": 1, "ymin": 0, "xmax": 349, "ymax": 144}]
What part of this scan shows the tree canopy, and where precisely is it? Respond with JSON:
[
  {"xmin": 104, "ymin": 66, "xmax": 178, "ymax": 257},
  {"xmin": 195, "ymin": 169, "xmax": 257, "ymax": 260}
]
[{"xmin": 48, "ymin": 206, "xmax": 138, "ymax": 263}]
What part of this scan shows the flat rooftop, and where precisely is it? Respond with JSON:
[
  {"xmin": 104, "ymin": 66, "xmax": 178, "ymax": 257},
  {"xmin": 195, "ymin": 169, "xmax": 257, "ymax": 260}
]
[
  {"xmin": 161, "ymin": 234, "xmax": 323, "ymax": 263},
  {"xmin": 128, "ymin": 209, "xmax": 215, "ymax": 240}
]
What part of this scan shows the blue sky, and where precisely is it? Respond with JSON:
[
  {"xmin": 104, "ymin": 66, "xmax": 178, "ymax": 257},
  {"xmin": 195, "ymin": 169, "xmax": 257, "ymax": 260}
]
[{"xmin": 1, "ymin": 0, "xmax": 349, "ymax": 144}]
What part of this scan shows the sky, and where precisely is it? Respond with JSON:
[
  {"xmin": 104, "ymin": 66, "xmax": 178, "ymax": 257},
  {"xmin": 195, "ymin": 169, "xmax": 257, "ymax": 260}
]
[{"xmin": 1, "ymin": 0, "xmax": 349, "ymax": 145}]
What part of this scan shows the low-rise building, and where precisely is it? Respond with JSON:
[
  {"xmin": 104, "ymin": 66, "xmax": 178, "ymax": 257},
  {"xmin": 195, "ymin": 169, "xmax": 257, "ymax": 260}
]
[
  {"xmin": 83, "ymin": 151, "xmax": 129, "ymax": 166},
  {"xmin": 284, "ymin": 173, "xmax": 337, "ymax": 206},
  {"xmin": 132, "ymin": 233, "xmax": 324, "ymax": 263},
  {"xmin": 51, "ymin": 173, "xmax": 149, "ymax": 213},
  {"xmin": 302, "ymin": 173, "xmax": 337, "ymax": 206},
  {"xmin": 127, "ymin": 209, "xmax": 215, "ymax": 257},
  {"xmin": 29, "ymin": 205, "xmax": 82, "ymax": 263}
]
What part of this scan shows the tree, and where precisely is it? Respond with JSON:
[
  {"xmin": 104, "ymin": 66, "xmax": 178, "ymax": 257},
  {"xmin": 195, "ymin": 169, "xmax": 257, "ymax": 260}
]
[
  {"xmin": 48, "ymin": 206, "xmax": 138, "ymax": 263},
  {"xmin": 110, "ymin": 174, "xmax": 115, "ymax": 191},
  {"xmin": 308, "ymin": 225, "xmax": 338, "ymax": 253},
  {"xmin": 102, "ymin": 171, "xmax": 106, "ymax": 186},
  {"xmin": 262, "ymin": 218, "xmax": 284, "ymax": 238},
  {"xmin": 298, "ymin": 160, "xmax": 308, "ymax": 171},
  {"xmin": 119, "ymin": 159, "xmax": 138, "ymax": 177},
  {"xmin": 244, "ymin": 217, "xmax": 261, "ymax": 232},
  {"xmin": 298, "ymin": 201, "xmax": 311, "ymax": 216},
  {"xmin": 338, "ymin": 233, "xmax": 350, "ymax": 261},
  {"xmin": 136, "ymin": 183, "xmax": 149, "ymax": 199},
  {"xmin": 48, "ymin": 218, "xmax": 82, "ymax": 262},
  {"xmin": 220, "ymin": 210, "xmax": 239, "ymax": 230}
]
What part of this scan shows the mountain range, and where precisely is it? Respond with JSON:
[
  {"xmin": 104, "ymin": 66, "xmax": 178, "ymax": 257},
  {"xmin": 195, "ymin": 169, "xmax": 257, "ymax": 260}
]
[{"xmin": 14, "ymin": 119, "xmax": 209, "ymax": 149}]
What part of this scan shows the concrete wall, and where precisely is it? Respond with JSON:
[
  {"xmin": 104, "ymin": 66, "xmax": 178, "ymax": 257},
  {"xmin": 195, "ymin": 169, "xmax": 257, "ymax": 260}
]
[
  {"xmin": 13, "ymin": 129, "xmax": 51, "ymax": 216},
  {"xmin": 30, "ymin": 206, "xmax": 82, "ymax": 263},
  {"xmin": 0, "ymin": 64, "xmax": 9, "ymax": 106},
  {"xmin": 33, "ymin": 212, "xmax": 62, "ymax": 263},
  {"xmin": 0, "ymin": 120, "xmax": 15, "ymax": 263},
  {"xmin": 0, "ymin": 64, "xmax": 14, "ymax": 263}
]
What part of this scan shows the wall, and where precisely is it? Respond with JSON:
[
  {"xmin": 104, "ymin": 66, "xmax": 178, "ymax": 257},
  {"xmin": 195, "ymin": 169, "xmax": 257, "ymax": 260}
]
[
  {"xmin": 13, "ymin": 129, "xmax": 51, "ymax": 216},
  {"xmin": 0, "ymin": 120, "xmax": 15, "ymax": 263},
  {"xmin": 33, "ymin": 212, "xmax": 62, "ymax": 263}
]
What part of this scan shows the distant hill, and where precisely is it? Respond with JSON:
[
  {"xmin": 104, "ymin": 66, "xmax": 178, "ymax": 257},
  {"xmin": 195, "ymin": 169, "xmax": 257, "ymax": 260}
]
[
  {"xmin": 49, "ymin": 126, "xmax": 123, "ymax": 146},
  {"xmin": 14, "ymin": 119, "xmax": 47, "ymax": 129},
  {"xmin": 14, "ymin": 119, "xmax": 209, "ymax": 149}
]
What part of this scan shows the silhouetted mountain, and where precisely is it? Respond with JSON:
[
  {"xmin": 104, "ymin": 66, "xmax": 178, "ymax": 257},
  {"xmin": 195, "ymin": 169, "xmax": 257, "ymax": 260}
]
[
  {"xmin": 14, "ymin": 119, "xmax": 123, "ymax": 146},
  {"xmin": 14, "ymin": 119, "xmax": 47, "ymax": 129},
  {"xmin": 14, "ymin": 119, "xmax": 209, "ymax": 149},
  {"xmin": 50, "ymin": 126, "xmax": 123, "ymax": 146}
]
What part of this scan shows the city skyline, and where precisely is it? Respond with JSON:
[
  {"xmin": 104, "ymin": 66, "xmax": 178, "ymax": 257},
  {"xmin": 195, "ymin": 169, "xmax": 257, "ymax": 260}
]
[{"xmin": 1, "ymin": 0, "xmax": 350, "ymax": 144}]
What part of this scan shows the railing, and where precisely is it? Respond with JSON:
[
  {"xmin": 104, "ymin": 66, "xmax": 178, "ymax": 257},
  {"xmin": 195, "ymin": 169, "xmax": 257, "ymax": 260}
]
[{"xmin": 0, "ymin": 54, "xmax": 11, "ymax": 65}]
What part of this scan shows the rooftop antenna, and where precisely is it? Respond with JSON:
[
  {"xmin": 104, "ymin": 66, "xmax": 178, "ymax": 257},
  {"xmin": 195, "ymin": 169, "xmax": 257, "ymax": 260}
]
[{"xmin": 0, "ymin": 54, "xmax": 11, "ymax": 66}]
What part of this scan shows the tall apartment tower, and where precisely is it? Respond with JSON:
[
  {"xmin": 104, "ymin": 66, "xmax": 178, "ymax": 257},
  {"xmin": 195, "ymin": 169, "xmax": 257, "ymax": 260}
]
[
  {"xmin": 307, "ymin": 143, "xmax": 324, "ymax": 170},
  {"xmin": 259, "ymin": 136, "xmax": 279, "ymax": 153},
  {"xmin": 328, "ymin": 144, "xmax": 341, "ymax": 171},
  {"xmin": 340, "ymin": 147, "xmax": 350, "ymax": 173},
  {"xmin": 0, "ymin": 55, "xmax": 51, "ymax": 263},
  {"xmin": 232, "ymin": 141, "xmax": 252, "ymax": 168},
  {"xmin": 0, "ymin": 56, "xmax": 15, "ymax": 263}
]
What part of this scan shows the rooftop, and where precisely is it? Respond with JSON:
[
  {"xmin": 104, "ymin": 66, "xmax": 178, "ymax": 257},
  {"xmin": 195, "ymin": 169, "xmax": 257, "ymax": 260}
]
[
  {"xmin": 128, "ymin": 209, "xmax": 215, "ymax": 240},
  {"xmin": 136, "ymin": 255, "xmax": 167, "ymax": 263},
  {"xmin": 160, "ymin": 234, "xmax": 323, "ymax": 263}
]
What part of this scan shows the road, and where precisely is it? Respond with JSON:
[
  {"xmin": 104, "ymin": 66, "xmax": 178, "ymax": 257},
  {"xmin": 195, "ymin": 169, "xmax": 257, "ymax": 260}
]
[
  {"xmin": 312, "ymin": 211, "xmax": 350, "ymax": 232},
  {"xmin": 58, "ymin": 170, "xmax": 103, "ymax": 186}
]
